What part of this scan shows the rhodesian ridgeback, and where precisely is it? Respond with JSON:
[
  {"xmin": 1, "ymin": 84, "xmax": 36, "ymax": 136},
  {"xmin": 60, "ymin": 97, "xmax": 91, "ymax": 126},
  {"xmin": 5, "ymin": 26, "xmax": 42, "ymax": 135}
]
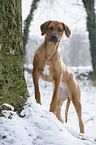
[{"xmin": 32, "ymin": 20, "xmax": 84, "ymax": 133}]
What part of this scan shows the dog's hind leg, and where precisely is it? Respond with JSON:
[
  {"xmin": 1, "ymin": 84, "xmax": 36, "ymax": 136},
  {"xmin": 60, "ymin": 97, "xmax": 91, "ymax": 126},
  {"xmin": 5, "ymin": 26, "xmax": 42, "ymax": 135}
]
[
  {"xmin": 56, "ymin": 100, "xmax": 63, "ymax": 123},
  {"xmin": 65, "ymin": 98, "xmax": 70, "ymax": 123},
  {"xmin": 72, "ymin": 97, "xmax": 84, "ymax": 133}
]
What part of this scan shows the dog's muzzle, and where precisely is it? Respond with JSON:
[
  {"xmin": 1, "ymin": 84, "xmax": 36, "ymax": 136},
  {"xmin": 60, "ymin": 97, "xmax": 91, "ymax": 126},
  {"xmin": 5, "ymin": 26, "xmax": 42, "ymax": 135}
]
[{"xmin": 49, "ymin": 33, "xmax": 59, "ymax": 42}]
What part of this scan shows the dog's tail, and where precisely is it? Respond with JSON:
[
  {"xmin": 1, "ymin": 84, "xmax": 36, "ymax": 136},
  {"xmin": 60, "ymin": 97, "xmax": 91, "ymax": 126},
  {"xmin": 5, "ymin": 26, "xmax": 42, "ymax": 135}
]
[{"xmin": 65, "ymin": 98, "xmax": 70, "ymax": 123}]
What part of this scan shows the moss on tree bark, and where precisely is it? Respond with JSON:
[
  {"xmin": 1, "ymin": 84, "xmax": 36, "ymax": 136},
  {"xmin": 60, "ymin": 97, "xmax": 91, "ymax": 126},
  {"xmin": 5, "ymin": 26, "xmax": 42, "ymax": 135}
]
[{"xmin": 0, "ymin": 0, "xmax": 29, "ymax": 116}]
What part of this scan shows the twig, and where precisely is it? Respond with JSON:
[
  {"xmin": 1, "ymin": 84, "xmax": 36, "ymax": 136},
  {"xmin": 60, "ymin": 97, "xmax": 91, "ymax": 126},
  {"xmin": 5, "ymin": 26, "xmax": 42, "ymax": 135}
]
[{"xmin": 84, "ymin": 115, "xmax": 96, "ymax": 124}]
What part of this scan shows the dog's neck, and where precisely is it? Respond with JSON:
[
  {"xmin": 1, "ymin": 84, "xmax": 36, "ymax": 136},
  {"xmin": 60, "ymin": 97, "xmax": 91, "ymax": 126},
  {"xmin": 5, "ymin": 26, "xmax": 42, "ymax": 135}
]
[{"xmin": 44, "ymin": 39, "xmax": 60, "ymax": 60}]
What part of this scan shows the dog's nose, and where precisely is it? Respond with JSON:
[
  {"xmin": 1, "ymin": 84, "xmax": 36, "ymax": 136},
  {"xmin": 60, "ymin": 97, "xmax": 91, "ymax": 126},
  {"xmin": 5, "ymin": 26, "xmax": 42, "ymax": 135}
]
[{"xmin": 50, "ymin": 33, "xmax": 58, "ymax": 42}]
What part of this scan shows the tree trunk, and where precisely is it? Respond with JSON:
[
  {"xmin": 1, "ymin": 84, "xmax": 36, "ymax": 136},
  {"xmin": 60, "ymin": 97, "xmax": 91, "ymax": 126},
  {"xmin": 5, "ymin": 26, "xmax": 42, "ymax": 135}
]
[
  {"xmin": 0, "ymin": 0, "xmax": 29, "ymax": 116},
  {"xmin": 22, "ymin": 0, "xmax": 40, "ymax": 54},
  {"xmin": 82, "ymin": 0, "xmax": 96, "ymax": 79}
]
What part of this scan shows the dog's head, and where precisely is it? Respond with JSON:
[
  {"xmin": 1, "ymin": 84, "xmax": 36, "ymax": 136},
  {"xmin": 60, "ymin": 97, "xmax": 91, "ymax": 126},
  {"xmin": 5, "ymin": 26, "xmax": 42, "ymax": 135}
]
[{"xmin": 40, "ymin": 20, "xmax": 71, "ymax": 43}]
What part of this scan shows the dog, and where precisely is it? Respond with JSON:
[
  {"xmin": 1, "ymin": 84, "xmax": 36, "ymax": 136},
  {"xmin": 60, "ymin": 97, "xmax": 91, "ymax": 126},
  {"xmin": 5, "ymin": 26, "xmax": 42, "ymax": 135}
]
[{"xmin": 32, "ymin": 20, "xmax": 84, "ymax": 133}]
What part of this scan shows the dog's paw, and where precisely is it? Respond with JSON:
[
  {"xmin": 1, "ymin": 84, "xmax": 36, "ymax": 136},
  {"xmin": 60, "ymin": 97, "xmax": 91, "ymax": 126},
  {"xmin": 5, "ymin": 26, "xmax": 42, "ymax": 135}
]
[
  {"xmin": 49, "ymin": 109, "xmax": 56, "ymax": 115},
  {"xmin": 59, "ymin": 118, "xmax": 64, "ymax": 123},
  {"xmin": 49, "ymin": 106, "xmax": 56, "ymax": 113},
  {"xmin": 53, "ymin": 112, "xmax": 56, "ymax": 115},
  {"xmin": 36, "ymin": 101, "xmax": 42, "ymax": 105}
]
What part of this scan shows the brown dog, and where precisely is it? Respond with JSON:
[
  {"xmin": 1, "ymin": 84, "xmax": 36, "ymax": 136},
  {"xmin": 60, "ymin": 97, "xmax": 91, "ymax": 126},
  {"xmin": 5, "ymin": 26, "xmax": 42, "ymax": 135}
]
[{"xmin": 32, "ymin": 20, "xmax": 84, "ymax": 133}]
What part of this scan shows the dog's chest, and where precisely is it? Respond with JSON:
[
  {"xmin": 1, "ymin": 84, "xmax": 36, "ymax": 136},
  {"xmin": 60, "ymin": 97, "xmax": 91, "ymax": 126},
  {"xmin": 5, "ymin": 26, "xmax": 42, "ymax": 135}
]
[{"xmin": 42, "ymin": 65, "xmax": 50, "ymax": 75}]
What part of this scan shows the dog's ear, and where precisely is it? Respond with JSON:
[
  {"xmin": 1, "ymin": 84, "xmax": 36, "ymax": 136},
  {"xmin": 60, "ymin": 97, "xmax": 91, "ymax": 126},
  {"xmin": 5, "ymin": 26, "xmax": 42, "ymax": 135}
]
[
  {"xmin": 40, "ymin": 20, "xmax": 52, "ymax": 35},
  {"xmin": 62, "ymin": 23, "xmax": 71, "ymax": 38}
]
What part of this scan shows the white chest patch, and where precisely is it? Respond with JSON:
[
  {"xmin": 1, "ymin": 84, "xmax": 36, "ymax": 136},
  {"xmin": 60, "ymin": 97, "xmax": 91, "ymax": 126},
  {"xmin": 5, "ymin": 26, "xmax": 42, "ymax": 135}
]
[{"xmin": 42, "ymin": 65, "xmax": 50, "ymax": 75}]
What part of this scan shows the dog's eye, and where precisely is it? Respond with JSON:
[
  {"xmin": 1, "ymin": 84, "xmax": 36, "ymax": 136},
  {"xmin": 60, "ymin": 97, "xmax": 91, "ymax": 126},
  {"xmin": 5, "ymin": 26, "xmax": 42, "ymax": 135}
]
[
  {"xmin": 58, "ymin": 27, "xmax": 62, "ymax": 32},
  {"xmin": 49, "ymin": 26, "xmax": 53, "ymax": 31}
]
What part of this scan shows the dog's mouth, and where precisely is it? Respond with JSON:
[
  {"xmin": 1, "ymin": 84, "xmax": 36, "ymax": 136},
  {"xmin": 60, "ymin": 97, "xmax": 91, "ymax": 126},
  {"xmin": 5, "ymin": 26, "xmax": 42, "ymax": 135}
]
[
  {"xmin": 48, "ymin": 39, "xmax": 60, "ymax": 42},
  {"xmin": 48, "ymin": 33, "xmax": 60, "ymax": 42}
]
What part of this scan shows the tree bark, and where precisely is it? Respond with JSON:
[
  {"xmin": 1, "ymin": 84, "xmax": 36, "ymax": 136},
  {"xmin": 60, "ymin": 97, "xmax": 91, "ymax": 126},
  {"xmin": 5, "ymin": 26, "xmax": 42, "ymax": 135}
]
[
  {"xmin": 0, "ymin": 0, "xmax": 29, "ymax": 116},
  {"xmin": 22, "ymin": 0, "xmax": 40, "ymax": 54},
  {"xmin": 82, "ymin": 0, "xmax": 96, "ymax": 79}
]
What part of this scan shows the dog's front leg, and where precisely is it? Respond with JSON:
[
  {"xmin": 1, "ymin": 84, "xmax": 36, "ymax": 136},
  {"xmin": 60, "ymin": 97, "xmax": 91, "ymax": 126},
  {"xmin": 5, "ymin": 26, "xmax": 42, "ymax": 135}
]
[
  {"xmin": 50, "ymin": 76, "xmax": 61, "ymax": 113},
  {"xmin": 32, "ymin": 69, "xmax": 41, "ymax": 104}
]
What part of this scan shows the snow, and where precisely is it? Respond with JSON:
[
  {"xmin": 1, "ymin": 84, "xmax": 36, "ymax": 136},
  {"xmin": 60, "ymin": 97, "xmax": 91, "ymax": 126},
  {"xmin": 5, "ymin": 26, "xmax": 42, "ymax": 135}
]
[{"xmin": 0, "ymin": 66, "xmax": 96, "ymax": 145}]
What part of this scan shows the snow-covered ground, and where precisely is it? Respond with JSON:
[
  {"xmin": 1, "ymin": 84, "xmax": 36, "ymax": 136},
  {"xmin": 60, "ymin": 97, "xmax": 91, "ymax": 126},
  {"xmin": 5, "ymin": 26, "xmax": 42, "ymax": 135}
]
[{"xmin": 0, "ymin": 66, "xmax": 96, "ymax": 145}]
